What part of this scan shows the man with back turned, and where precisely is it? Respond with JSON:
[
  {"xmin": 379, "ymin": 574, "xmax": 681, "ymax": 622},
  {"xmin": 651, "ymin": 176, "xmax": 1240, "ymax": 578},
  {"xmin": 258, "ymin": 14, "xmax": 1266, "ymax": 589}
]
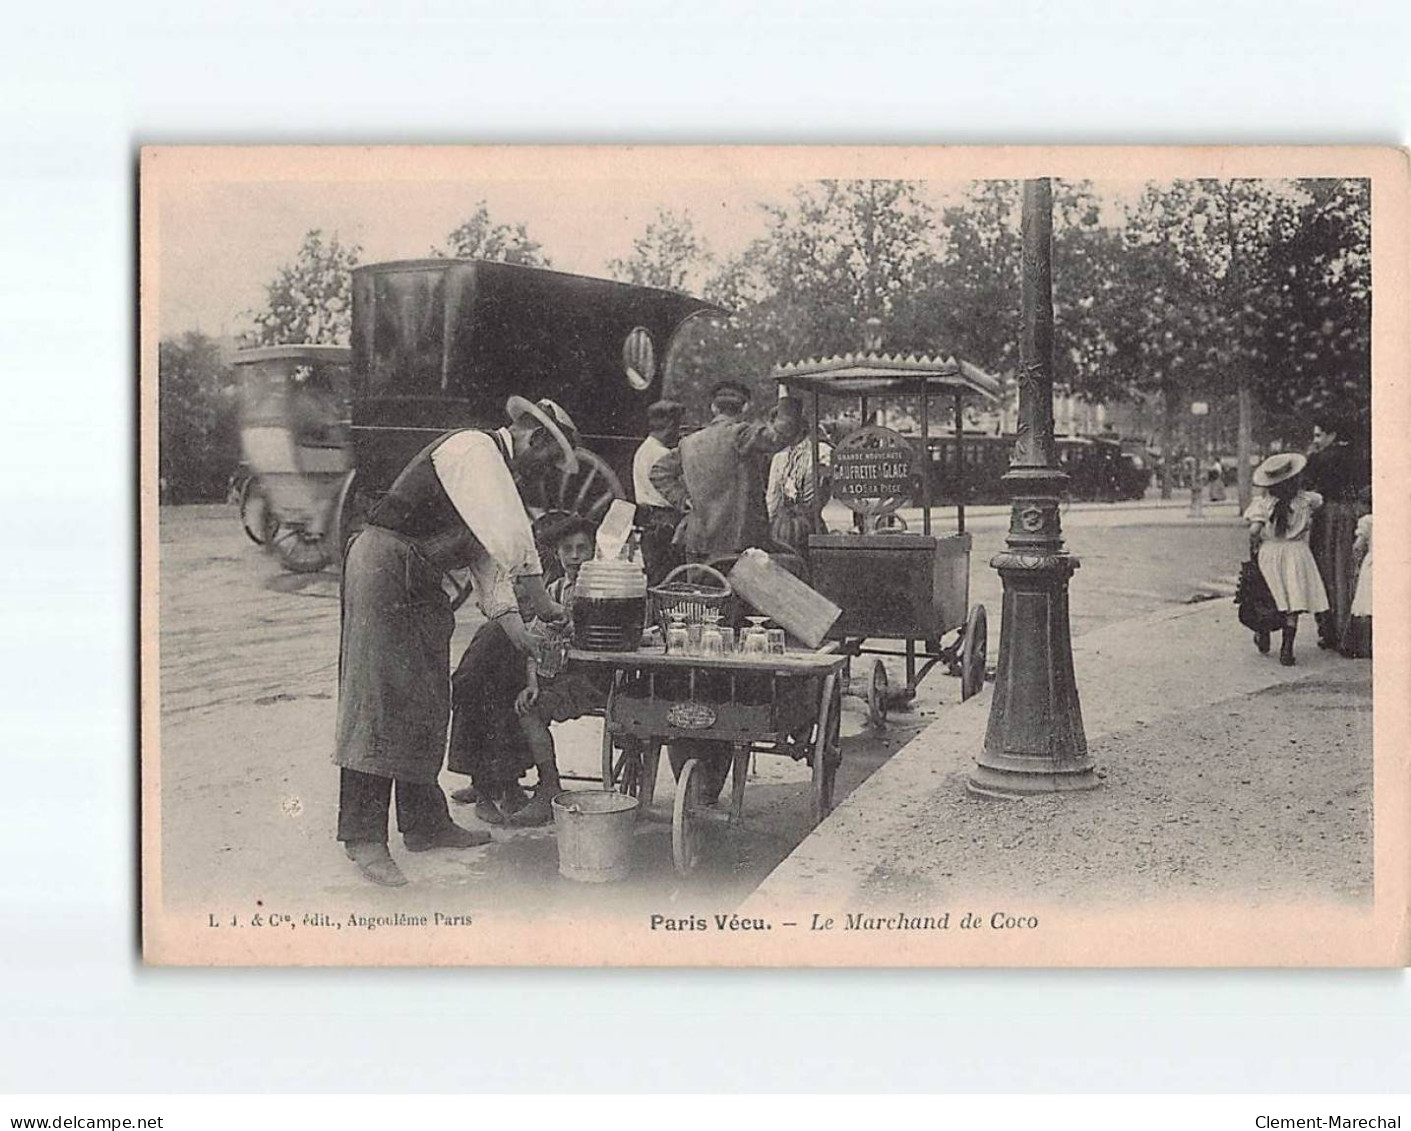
[{"xmin": 649, "ymin": 379, "xmax": 803, "ymax": 564}]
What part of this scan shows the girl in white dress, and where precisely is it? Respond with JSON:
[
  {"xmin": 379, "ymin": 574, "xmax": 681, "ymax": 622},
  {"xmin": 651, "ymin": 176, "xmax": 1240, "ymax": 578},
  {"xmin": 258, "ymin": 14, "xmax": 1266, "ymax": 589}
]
[{"xmin": 1245, "ymin": 452, "xmax": 1330, "ymax": 666}]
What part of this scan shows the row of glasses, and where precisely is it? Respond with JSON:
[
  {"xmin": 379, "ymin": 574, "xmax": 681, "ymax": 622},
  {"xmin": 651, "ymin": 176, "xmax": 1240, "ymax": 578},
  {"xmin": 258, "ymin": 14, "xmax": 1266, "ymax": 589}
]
[{"xmin": 667, "ymin": 610, "xmax": 786, "ymax": 656}]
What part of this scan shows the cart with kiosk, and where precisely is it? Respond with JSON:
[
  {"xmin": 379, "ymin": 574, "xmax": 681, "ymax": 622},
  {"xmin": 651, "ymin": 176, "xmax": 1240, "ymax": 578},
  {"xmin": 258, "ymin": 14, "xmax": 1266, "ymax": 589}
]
[{"xmin": 773, "ymin": 353, "xmax": 1002, "ymax": 725}]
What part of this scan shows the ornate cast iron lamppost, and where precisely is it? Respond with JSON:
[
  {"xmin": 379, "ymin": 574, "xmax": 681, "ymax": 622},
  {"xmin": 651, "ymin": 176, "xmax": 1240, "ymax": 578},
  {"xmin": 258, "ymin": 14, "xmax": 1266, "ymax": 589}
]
[{"xmin": 969, "ymin": 178, "xmax": 1097, "ymax": 798}]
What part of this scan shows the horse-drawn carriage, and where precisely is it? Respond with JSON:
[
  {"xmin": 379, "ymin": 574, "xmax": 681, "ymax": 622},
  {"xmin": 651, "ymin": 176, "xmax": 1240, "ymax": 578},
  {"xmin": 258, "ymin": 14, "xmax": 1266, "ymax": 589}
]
[
  {"xmin": 234, "ymin": 344, "xmax": 353, "ymax": 573},
  {"xmin": 330, "ymin": 258, "xmax": 724, "ymax": 556}
]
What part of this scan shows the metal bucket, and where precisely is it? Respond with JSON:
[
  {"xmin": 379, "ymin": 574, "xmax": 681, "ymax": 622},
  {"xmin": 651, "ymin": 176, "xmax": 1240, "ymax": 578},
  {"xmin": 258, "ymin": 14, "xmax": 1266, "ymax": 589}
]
[{"xmin": 551, "ymin": 790, "xmax": 640, "ymax": 883}]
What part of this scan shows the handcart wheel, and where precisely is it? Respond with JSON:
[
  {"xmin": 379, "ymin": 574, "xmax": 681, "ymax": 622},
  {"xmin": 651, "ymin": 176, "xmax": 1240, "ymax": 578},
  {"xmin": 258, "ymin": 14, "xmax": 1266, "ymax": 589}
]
[
  {"xmin": 239, "ymin": 477, "xmax": 274, "ymax": 546},
  {"xmin": 811, "ymin": 675, "xmax": 842, "ymax": 825},
  {"xmin": 867, "ymin": 659, "xmax": 889, "ymax": 727},
  {"xmin": 618, "ymin": 749, "xmax": 642, "ymax": 797},
  {"xmin": 672, "ymin": 757, "xmax": 707, "ymax": 875},
  {"xmin": 960, "ymin": 604, "xmax": 988, "ymax": 702},
  {"xmin": 270, "ymin": 525, "xmax": 331, "ymax": 574},
  {"xmin": 601, "ymin": 676, "xmax": 624, "ymax": 791}
]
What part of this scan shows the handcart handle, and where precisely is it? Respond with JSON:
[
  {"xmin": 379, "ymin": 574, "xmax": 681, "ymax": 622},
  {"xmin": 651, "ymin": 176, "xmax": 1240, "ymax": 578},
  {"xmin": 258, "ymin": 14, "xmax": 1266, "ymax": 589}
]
[{"xmin": 656, "ymin": 562, "xmax": 732, "ymax": 596}]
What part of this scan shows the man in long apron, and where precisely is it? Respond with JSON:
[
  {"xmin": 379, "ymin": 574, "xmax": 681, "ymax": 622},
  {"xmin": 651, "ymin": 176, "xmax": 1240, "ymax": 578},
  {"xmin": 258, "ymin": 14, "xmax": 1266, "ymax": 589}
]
[{"xmin": 334, "ymin": 397, "xmax": 579, "ymax": 887}]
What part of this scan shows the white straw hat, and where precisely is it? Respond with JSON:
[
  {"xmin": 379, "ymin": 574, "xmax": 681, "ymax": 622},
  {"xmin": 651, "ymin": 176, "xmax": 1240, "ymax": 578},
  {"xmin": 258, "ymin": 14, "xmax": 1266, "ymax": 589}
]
[
  {"xmin": 1253, "ymin": 451, "xmax": 1306, "ymax": 488},
  {"xmin": 505, "ymin": 396, "xmax": 580, "ymax": 476}
]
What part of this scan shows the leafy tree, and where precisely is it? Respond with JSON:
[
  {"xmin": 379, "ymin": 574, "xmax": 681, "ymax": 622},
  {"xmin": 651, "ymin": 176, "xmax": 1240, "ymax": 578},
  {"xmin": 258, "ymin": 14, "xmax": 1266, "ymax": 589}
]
[
  {"xmin": 1255, "ymin": 178, "xmax": 1370, "ymax": 434},
  {"xmin": 903, "ymin": 180, "xmax": 1021, "ymax": 378},
  {"xmin": 158, "ymin": 332, "xmax": 240, "ymax": 503},
  {"xmin": 669, "ymin": 180, "xmax": 939, "ymax": 414},
  {"xmin": 247, "ymin": 229, "xmax": 360, "ymax": 347},
  {"xmin": 435, "ymin": 201, "xmax": 550, "ymax": 265},
  {"xmin": 608, "ymin": 207, "xmax": 712, "ymax": 291}
]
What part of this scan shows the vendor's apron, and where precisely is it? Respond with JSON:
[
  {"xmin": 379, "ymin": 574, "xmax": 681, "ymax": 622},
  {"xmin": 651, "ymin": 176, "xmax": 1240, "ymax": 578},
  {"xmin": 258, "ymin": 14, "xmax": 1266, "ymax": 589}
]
[{"xmin": 333, "ymin": 525, "xmax": 456, "ymax": 784}]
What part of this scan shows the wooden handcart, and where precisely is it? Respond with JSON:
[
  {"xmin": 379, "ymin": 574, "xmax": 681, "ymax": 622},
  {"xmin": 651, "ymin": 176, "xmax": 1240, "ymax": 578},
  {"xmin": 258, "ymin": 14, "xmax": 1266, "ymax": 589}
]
[{"xmin": 567, "ymin": 647, "xmax": 848, "ymax": 875}]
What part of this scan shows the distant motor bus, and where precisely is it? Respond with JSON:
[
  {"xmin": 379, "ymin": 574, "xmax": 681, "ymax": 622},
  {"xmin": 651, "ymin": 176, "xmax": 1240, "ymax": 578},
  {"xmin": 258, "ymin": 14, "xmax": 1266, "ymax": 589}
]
[{"xmin": 908, "ymin": 432, "xmax": 1150, "ymax": 505}]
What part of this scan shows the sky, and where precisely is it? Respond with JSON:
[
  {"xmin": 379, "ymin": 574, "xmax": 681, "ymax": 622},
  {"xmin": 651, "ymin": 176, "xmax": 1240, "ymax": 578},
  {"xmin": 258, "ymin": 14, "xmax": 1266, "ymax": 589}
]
[
  {"xmin": 150, "ymin": 166, "xmax": 1159, "ymax": 342},
  {"xmin": 155, "ymin": 176, "xmax": 801, "ymax": 339}
]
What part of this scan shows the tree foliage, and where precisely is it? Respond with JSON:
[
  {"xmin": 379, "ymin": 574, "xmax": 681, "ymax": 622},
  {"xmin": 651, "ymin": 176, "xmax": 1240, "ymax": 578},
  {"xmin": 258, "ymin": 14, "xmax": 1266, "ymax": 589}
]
[
  {"xmin": 1254, "ymin": 179, "xmax": 1370, "ymax": 430},
  {"xmin": 247, "ymin": 229, "xmax": 360, "ymax": 347},
  {"xmin": 608, "ymin": 207, "xmax": 711, "ymax": 291},
  {"xmin": 435, "ymin": 201, "xmax": 550, "ymax": 265},
  {"xmin": 158, "ymin": 332, "xmax": 239, "ymax": 503},
  {"xmin": 668, "ymin": 181, "xmax": 940, "ymax": 411}
]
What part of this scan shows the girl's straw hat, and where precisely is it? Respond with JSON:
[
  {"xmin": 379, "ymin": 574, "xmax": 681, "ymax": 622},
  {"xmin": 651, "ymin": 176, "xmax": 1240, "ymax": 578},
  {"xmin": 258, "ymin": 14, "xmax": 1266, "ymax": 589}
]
[{"xmin": 1253, "ymin": 451, "xmax": 1307, "ymax": 487}]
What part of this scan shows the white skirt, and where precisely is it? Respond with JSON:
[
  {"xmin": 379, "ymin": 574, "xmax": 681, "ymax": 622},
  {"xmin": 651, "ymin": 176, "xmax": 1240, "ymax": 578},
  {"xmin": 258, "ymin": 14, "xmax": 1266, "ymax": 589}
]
[
  {"xmin": 1351, "ymin": 553, "xmax": 1372, "ymax": 617},
  {"xmin": 1258, "ymin": 539, "xmax": 1330, "ymax": 615}
]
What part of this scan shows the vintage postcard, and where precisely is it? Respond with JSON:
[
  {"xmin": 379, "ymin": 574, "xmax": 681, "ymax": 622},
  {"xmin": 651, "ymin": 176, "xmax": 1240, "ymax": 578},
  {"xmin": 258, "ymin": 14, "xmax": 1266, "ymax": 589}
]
[{"xmin": 140, "ymin": 145, "xmax": 1410, "ymax": 966}]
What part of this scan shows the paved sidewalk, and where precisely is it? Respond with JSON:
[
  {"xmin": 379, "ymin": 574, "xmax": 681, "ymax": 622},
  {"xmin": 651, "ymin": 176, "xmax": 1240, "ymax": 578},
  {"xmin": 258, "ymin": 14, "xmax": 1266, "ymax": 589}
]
[{"xmin": 742, "ymin": 594, "xmax": 1374, "ymax": 916}]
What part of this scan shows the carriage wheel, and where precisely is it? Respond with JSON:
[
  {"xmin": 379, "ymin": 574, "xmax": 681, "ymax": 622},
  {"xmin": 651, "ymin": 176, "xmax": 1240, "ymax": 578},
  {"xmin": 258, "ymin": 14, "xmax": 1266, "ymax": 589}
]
[
  {"xmin": 270, "ymin": 525, "xmax": 331, "ymax": 574},
  {"xmin": 811, "ymin": 675, "xmax": 842, "ymax": 825},
  {"xmin": 540, "ymin": 447, "xmax": 626, "ymax": 524},
  {"xmin": 867, "ymin": 659, "xmax": 889, "ymax": 728},
  {"xmin": 239, "ymin": 478, "xmax": 273, "ymax": 546},
  {"xmin": 329, "ymin": 470, "xmax": 368, "ymax": 570},
  {"xmin": 672, "ymin": 757, "xmax": 707, "ymax": 876},
  {"xmin": 960, "ymin": 605, "xmax": 988, "ymax": 702}
]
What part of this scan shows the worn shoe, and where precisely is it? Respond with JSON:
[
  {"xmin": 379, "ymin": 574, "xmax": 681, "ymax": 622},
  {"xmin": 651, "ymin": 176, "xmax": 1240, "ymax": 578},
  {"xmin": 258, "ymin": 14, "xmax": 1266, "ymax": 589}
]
[
  {"xmin": 506, "ymin": 790, "xmax": 556, "ymax": 827},
  {"xmin": 473, "ymin": 798, "xmax": 506, "ymax": 826},
  {"xmin": 497, "ymin": 782, "xmax": 532, "ymax": 815},
  {"xmin": 449, "ymin": 785, "xmax": 478, "ymax": 805},
  {"xmin": 344, "ymin": 842, "xmax": 408, "ymax": 887},
  {"xmin": 1254, "ymin": 630, "xmax": 1271, "ymax": 654},
  {"xmin": 403, "ymin": 823, "xmax": 493, "ymax": 852}
]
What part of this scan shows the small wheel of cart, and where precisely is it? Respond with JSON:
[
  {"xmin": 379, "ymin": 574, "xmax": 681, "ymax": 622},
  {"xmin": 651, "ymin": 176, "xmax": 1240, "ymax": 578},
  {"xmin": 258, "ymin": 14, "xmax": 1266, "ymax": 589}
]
[
  {"xmin": 269, "ymin": 524, "xmax": 332, "ymax": 574},
  {"xmin": 867, "ymin": 659, "xmax": 889, "ymax": 728},
  {"xmin": 672, "ymin": 757, "xmax": 708, "ymax": 876},
  {"xmin": 239, "ymin": 477, "xmax": 275, "ymax": 546},
  {"xmin": 960, "ymin": 604, "xmax": 988, "ymax": 702},
  {"xmin": 811, "ymin": 674, "xmax": 842, "ymax": 825},
  {"xmin": 603, "ymin": 741, "xmax": 644, "ymax": 797}
]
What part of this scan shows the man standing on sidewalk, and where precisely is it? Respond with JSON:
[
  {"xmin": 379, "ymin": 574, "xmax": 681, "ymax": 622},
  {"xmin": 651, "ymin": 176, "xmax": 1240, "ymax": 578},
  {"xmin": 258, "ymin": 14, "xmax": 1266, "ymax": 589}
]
[{"xmin": 632, "ymin": 399, "xmax": 685, "ymax": 587}]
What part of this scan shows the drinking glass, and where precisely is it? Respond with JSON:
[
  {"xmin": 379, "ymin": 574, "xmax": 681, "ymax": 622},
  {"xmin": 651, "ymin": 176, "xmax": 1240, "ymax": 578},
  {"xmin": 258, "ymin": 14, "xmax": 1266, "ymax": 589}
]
[
  {"xmin": 666, "ymin": 613, "xmax": 688, "ymax": 655},
  {"xmin": 766, "ymin": 628, "xmax": 787, "ymax": 655},
  {"xmin": 718, "ymin": 627, "xmax": 735, "ymax": 654},
  {"xmin": 686, "ymin": 623, "xmax": 704, "ymax": 655},
  {"xmin": 701, "ymin": 625, "xmax": 724, "ymax": 657}
]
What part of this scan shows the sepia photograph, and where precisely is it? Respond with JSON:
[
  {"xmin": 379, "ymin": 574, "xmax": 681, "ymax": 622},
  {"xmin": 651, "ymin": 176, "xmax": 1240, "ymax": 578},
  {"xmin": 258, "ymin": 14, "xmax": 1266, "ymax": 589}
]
[{"xmin": 139, "ymin": 145, "xmax": 1409, "ymax": 966}]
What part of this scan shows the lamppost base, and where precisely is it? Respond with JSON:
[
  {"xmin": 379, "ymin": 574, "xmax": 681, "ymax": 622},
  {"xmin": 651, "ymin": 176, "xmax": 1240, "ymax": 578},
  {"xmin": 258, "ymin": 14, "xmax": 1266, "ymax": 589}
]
[
  {"xmin": 967, "ymin": 760, "xmax": 1099, "ymax": 800},
  {"xmin": 972, "ymin": 546, "xmax": 1096, "ymax": 797}
]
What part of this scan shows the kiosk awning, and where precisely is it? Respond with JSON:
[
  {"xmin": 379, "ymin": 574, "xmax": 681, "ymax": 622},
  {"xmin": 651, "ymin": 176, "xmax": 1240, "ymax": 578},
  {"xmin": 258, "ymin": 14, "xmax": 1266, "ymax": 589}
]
[{"xmin": 773, "ymin": 352, "xmax": 1003, "ymax": 402}]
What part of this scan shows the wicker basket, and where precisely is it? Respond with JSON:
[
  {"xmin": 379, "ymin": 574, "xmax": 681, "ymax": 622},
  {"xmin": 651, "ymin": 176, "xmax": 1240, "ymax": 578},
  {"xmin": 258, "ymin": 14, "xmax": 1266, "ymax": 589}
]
[{"xmin": 650, "ymin": 563, "xmax": 735, "ymax": 633}]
